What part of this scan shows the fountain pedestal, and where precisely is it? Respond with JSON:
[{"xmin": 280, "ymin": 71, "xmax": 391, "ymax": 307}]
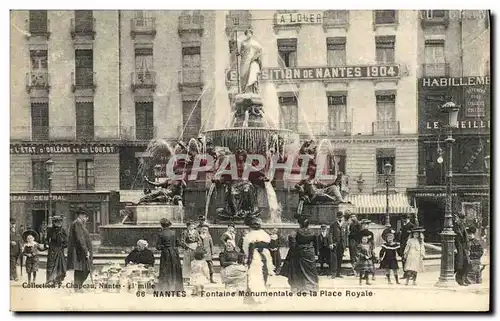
[
  {"xmin": 300, "ymin": 203, "xmax": 354, "ymax": 224},
  {"xmin": 125, "ymin": 204, "xmax": 184, "ymax": 225}
]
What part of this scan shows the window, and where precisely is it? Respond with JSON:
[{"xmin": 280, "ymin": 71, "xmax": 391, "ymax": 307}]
[
  {"xmin": 29, "ymin": 10, "xmax": 48, "ymax": 33},
  {"xmin": 135, "ymin": 102, "xmax": 154, "ymax": 140},
  {"xmin": 328, "ymin": 149, "xmax": 346, "ymax": 175},
  {"xmin": 227, "ymin": 10, "xmax": 252, "ymax": 31},
  {"xmin": 374, "ymin": 10, "xmax": 397, "ymax": 24},
  {"xmin": 277, "ymin": 39, "xmax": 297, "ymax": 68},
  {"xmin": 376, "ymin": 93, "xmax": 396, "ymax": 122},
  {"xmin": 376, "ymin": 36, "xmax": 395, "ymax": 64},
  {"xmin": 182, "ymin": 100, "xmax": 202, "ymax": 139},
  {"xmin": 76, "ymin": 102, "xmax": 94, "ymax": 140},
  {"xmin": 279, "ymin": 96, "xmax": 298, "ymax": 130},
  {"xmin": 228, "ymin": 40, "xmax": 238, "ymax": 70},
  {"xmin": 135, "ymin": 48, "xmax": 154, "ymax": 85},
  {"xmin": 326, "ymin": 37, "xmax": 346, "ymax": 66},
  {"xmin": 77, "ymin": 159, "xmax": 95, "ymax": 189},
  {"xmin": 324, "ymin": 10, "xmax": 349, "ymax": 25},
  {"xmin": 29, "ymin": 50, "xmax": 48, "ymax": 87},
  {"xmin": 424, "ymin": 40, "xmax": 446, "ymax": 76},
  {"xmin": 31, "ymin": 103, "xmax": 49, "ymax": 141},
  {"xmin": 327, "ymin": 94, "xmax": 347, "ymax": 131},
  {"xmin": 32, "ymin": 160, "xmax": 49, "ymax": 190},
  {"xmin": 74, "ymin": 10, "xmax": 93, "ymax": 33},
  {"xmin": 182, "ymin": 46, "xmax": 201, "ymax": 83},
  {"xmin": 376, "ymin": 148, "xmax": 395, "ymax": 187},
  {"xmin": 75, "ymin": 50, "xmax": 93, "ymax": 86},
  {"xmin": 424, "ymin": 10, "xmax": 446, "ymax": 19}
]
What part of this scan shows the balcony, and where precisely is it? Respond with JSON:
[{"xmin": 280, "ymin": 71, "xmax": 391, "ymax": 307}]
[
  {"xmin": 25, "ymin": 71, "xmax": 50, "ymax": 94},
  {"xmin": 25, "ymin": 19, "xmax": 51, "ymax": 39},
  {"xmin": 31, "ymin": 126, "xmax": 49, "ymax": 141},
  {"xmin": 10, "ymin": 126, "xmax": 122, "ymax": 142},
  {"xmin": 178, "ymin": 69, "xmax": 204, "ymax": 91},
  {"xmin": 323, "ymin": 10, "xmax": 349, "ymax": 31},
  {"xmin": 225, "ymin": 11, "xmax": 252, "ymax": 36},
  {"xmin": 130, "ymin": 18, "xmax": 156, "ymax": 39},
  {"xmin": 422, "ymin": 63, "xmax": 450, "ymax": 77},
  {"xmin": 131, "ymin": 71, "xmax": 156, "ymax": 92},
  {"xmin": 29, "ymin": 177, "xmax": 50, "ymax": 192},
  {"xmin": 70, "ymin": 18, "xmax": 96, "ymax": 39},
  {"xmin": 178, "ymin": 14, "xmax": 205, "ymax": 37},
  {"xmin": 420, "ymin": 10, "xmax": 449, "ymax": 28},
  {"xmin": 372, "ymin": 121, "xmax": 400, "ymax": 136},
  {"xmin": 75, "ymin": 125, "xmax": 95, "ymax": 141},
  {"xmin": 297, "ymin": 122, "xmax": 352, "ymax": 136},
  {"xmin": 180, "ymin": 124, "xmax": 201, "ymax": 140},
  {"xmin": 71, "ymin": 70, "xmax": 96, "ymax": 93},
  {"xmin": 373, "ymin": 10, "xmax": 398, "ymax": 30},
  {"xmin": 376, "ymin": 174, "xmax": 396, "ymax": 188}
]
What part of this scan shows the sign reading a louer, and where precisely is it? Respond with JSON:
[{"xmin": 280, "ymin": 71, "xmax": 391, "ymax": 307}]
[
  {"xmin": 226, "ymin": 65, "xmax": 400, "ymax": 82},
  {"xmin": 275, "ymin": 12, "xmax": 324, "ymax": 25}
]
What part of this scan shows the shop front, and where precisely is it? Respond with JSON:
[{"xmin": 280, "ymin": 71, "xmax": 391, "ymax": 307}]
[{"xmin": 10, "ymin": 191, "xmax": 120, "ymax": 236}]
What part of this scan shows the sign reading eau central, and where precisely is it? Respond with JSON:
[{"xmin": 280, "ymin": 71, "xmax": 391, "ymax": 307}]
[{"xmin": 226, "ymin": 65, "xmax": 400, "ymax": 82}]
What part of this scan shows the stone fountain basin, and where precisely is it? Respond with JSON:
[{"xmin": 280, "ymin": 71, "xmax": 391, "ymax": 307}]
[{"xmin": 204, "ymin": 127, "xmax": 300, "ymax": 155}]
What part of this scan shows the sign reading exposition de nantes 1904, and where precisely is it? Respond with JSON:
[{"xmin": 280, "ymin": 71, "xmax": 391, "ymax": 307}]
[{"xmin": 226, "ymin": 65, "xmax": 401, "ymax": 82}]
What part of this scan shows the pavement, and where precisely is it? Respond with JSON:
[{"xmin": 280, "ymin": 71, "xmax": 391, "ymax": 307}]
[{"xmin": 10, "ymin": 266, "xmax": 490, "ymax": 312}]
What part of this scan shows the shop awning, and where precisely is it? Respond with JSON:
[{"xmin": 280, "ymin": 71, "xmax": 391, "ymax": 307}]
[{"xmin": 345, "ymin": 193, "xmax": 416, "ymax": 215}]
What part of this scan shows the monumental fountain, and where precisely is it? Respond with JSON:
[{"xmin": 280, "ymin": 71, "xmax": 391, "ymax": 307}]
[{"xmin": 99, "ymin": 28, "xmax": 356, "ymax": 251}]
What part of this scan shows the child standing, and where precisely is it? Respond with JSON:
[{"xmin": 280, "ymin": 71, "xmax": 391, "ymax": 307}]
[
  {"xmin": 403, "ymin": 227, "xmax": 426, "ymax": 286},
  {"xmin": 467, "ymin": 227, "xmax": 484, "ymax": 284},
  {"xmin": 269, "ymin": 228, "xmax": 282, "ymax": 274},
  {"xmin": 379, "ymin": 230, "xmax": 400, "ymax": 285},
  {"xmin": 22, "ymin": 230, "xmax": 46, "ymax": 284},
  {"xmin": 199, "ymin": 224, "xmax": 216, "ymax": 283},
  {"xmin": 356, "ymin": 235, "xmax": 377, "ymax": 285},
  {"xmin": 190, "ymin": 248, "xmax": 210, "ymax": 296}
]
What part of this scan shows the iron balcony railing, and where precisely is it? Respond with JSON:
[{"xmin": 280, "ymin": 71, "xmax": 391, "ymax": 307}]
[
  {"xmin": 420, "ymin": 10, "xmax": 449, "ymax": 28},
  {"xmin": 130, "ymin": 17, "xmax": 156, "ymax": 37},
  {"xmin": 422, "ymin": 63, "xmax": 450, "ymax": 77},
  {"xmin": 70, "ymin": 18, "xmax": 96, "ymax": 39},
  {"xmin": 323, "ymin": 10, "xmax": 349, "ymax": 29},
  {"xmin": 374, "ymin": 10, "xmax": 398, "ymax": 25},
  {"xmin": 376, "ymin": 174, "xmax": 396, "ymax": 188},
  {"xmin": 178, "ymin": 14, "xmax": 205, "ymax": 35},
  {"xmin": 225, "ymin": 11, "xmax": 252, "ymax": 34},
  {"xmin": 372, "ymin": 121, "xmax": 400, "ymax": 136},
  {"xmin": 131, "ymin": 70, "xmax": 156, "ymax": 91},
  {"xmin": 26, "ymin": 71, "xmax": 50, "ymax": 91},
  {"xmin": 10, "ymin": 126, "xmax": 122, "ymax": 142},
  {"xmin": 25, "ymin": 18, "xmax": 51, "ymax": 38},
  {"xmin": 71, "ymin": 70, "xmax": 96, "ymax": 91},
  {"xmin": 178, "ymin": 69, "xmax": 204, "ymax": 88}
]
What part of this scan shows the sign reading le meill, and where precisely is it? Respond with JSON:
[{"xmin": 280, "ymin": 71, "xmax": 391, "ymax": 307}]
[
  {"xmin": 227, "ymin": 65, "xmax": 400, "ymax": 82},
  {"xmin": 10, "ymin": 143, "xmax": 118, "ymax": 155}
]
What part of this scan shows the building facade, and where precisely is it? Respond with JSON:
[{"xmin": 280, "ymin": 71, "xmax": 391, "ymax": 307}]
[
  {"xmin": 10, "ymin": 10, "xmax": 121, "ymax": 234},
  {"xmin": 408, "ymin": 10, "xmax": 490, "ymax": 241}
]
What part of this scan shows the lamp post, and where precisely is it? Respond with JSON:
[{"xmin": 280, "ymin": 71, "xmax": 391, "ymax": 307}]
[
  {"xmin": 436, "ymin": 102, "xmax": 460, "ymax": 287},
  {"xmin": 45, "ymin": 159, "xmax": 54, "ymax": 226},
  {"xmin": 383, "ymin": 162, "xmax": 393, "ymax": 227}
]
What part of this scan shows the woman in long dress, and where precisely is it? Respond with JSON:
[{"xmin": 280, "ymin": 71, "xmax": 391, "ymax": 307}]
[
  {"xmin": 156, "ymin": 218, "xmax": 184, "ymax": 291},
  {"xmin": 45, "ymin": 216, "xmax": 68, "ymax": 286},
  {"xmin": 219, "ymin": 239, "xmax": 247, "ymax": 290},
  {"xmin": 242, "ymin": 217, "xmax": 275, "ymax": 304},
  {"xmin": 239, "ymin": 29, "xmax": 262, "ymax": 94},
  {"xmin": 403, "ymin": 227, "xmax": 426, "ymax": 286},
  {"xmin": 280, "ymin": 217, "xmax": 319, "ymax": 292}
]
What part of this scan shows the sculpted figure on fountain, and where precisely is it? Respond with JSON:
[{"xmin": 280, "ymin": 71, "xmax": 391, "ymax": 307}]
[{"xmin": 139, "ymin": 173, "xmax": 187, "ymax": 206}]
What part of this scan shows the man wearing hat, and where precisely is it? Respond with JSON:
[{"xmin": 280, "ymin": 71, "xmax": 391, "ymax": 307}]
[
  {"xmin": 315, "ymin": 223, "xmax": 331, "ymax": 275},
  {"xmin": 347, "ymin": 213, "xmax": 361, "ymax": 276},
  {"xmin": 398, "ymin": 213, "xmax": 415, "ymax": 279},
  {"xmin": 329, "ymin": 212, "xmax": 345, "ymax": 278},
  {"xmin": 454, "ymin": 213, "xmax": 471, "ymax": 286},
  {"xmin": 10, "ymin": 218, "xmax": 22, "ymax": 281},
  {"xmin": 67, "ymin": 207, "xmax": 93, "ymax": 292},
  {"xmin": 45, "ymin": 215, "xmax": 68, "ymax": 286}
]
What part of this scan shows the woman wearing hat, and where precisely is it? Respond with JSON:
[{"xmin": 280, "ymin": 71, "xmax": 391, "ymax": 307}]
[
  {"xmin": 280, "ymin": 216, "xmax": 319, "ymax": 293},
  {"xmin": 21, "ymin": 230, "xmax": 46, "ymax": 284},
  {"xmin": 242, "ymin": 217, "xmax": 275, "ymax": 304},
  {"xmin": 45, "ymin": 216, "xmax": 68, "ymax": 286},
  {"xmin": 156, "ymin": 218, "xmax": 184, "ymax": 291},
  {"xmin": 403, "ymin": 227, "xmax": 426, "ymax": 286}
]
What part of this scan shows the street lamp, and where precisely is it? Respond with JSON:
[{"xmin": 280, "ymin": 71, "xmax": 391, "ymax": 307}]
[
  {"xmin": 436, "ymin": 102, "xmax": 460, "ymax": 287},
  {"xmin": 45, "ymin": 159, "xmax": 54, "ymax": 226},
  {"xmin": 383, "ymin": 162, "xmax": 393, "ymax": 227}
]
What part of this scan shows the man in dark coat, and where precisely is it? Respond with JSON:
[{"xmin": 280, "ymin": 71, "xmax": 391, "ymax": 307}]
[
  {"xmin": 67, "ymin": 207, "xmax": 93, "ymax": 292},
  {"xmin": 398, "ymin": 213, "xmax": 415, "ymax": 279},
  {"xmin": 348, "ymin": 213, "xmax": 361, "ymax": 276},
  {"xmin": 329, "ymin": 212, "xmax": 345, "ymax": 278},
  {"xmin": 454, "ymin": 213, "xmax": 471, "ymax": 286},
  {"xmin": 45, "ymin": 216, "xmax": 68, "ymax": 286},
  {"xmin": 156, "ymin": 218, "xmax": 184, "ymax": 291},
  {"xmin": 10, "ymin": 219, "xmax": 22, "ymax": 281},
  {"xmin": 315, "ymin": 224, "xmax": 331, "ymax": 275}
]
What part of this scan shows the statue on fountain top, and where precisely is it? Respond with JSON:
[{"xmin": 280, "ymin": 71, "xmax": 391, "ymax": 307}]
[
  {"xmin": 138, "ymin": 173, "xmax": 187, "ymax": 206},
  {"xmin": 295, "ymin": 166, "xmax": 347, "ymax": 205},
  {"xmin": 239, "ymin": 29, "xmax": 262, "ymax": 95}
]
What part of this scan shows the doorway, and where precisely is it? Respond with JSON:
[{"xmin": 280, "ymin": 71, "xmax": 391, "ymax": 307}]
[{"xmin": 31, "ymin": 209, "xmax": 46, "ymax": 234}]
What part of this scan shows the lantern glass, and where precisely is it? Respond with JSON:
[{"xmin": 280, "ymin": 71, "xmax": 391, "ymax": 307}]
[
  {"xmin": 45, "ymin": 159, "xmax": 54, "ymax": 175},
  {"xmin": 383, "ymin": 162, "xmax": 393, "ymax": 175},
  {"xmin": 449, "ymin": 108, "xmax": 460, "ymax": 128}
]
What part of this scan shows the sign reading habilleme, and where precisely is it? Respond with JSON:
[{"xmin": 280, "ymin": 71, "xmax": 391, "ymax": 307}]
[
  {"xmin": 10, "ymin": 143, "xmax": 118, "ymax": 155},
  {"xmin": 226, "ymin": 65, "xmax": 400, "ymax": 82},
  {"xmin": 275, "ymin": 12, "xmax": 324, "ymax": 25},
  {"xmin": 421, "ymin": 76, "xmax": 490, "ymax": 87}
]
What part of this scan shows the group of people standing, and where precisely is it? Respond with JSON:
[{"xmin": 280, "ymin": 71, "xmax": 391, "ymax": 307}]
[{"xmin": 9, "ymin": 207, "xmax": 94, "ymax": 291}]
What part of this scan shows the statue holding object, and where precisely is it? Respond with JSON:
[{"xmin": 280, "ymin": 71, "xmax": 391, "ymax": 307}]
[{"xmin": 138, "ymin": 175, "xmax": 186, "ymax": 206}]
